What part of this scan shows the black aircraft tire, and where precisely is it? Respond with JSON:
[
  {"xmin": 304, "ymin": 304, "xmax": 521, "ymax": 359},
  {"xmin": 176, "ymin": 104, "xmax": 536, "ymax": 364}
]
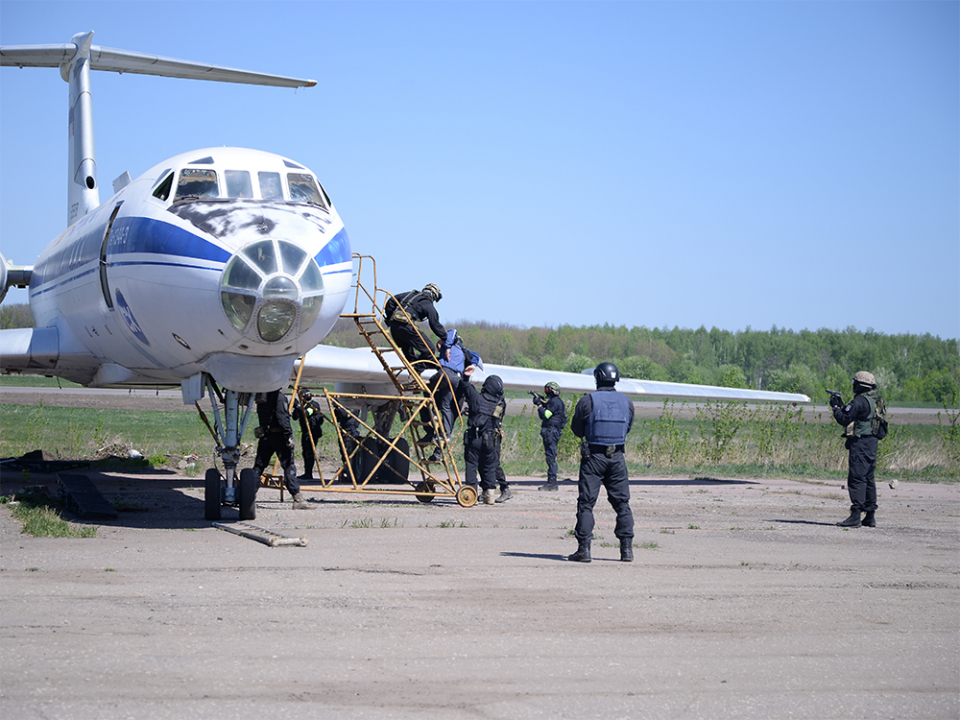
[
  {"xmin": 204, "ymin": 468, "xmax": 222, "ymax": 521},
  {"xmin": 238, "ymin": 469, "xmax": 257, "ymax": 521}
]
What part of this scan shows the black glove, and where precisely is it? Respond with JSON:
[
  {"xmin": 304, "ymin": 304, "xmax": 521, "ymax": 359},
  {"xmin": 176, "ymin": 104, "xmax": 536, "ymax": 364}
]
[{"xmin": 829, "ymin": 394, "xmax": 843, "ymax": 409}]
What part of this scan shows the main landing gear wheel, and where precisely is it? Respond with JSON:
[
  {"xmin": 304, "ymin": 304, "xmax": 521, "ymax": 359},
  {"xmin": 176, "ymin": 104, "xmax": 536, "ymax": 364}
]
[
  {"xmin": 237, "ymin": 468, "xmax": 258, "ymax": 521},
  {"xmin": 204, "ymin": 468, "xmax": 222, "ymax": 521},
  {"xmin": 415, "ymin": 481, "xmax": 435, "ymax": 504},
  {"xmin": 456, "ymin": 485, "xmax": 478, "ymax": 508}
]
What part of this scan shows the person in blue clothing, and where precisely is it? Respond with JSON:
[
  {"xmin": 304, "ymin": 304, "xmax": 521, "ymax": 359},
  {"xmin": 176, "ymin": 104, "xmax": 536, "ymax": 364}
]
[
  {"xmin": 434, "ymin": 329, "xmax": 469, "ymax": 439},
  {"xmin": 567, "ymin": 362, "xmax": 635, "ymax": 563}
]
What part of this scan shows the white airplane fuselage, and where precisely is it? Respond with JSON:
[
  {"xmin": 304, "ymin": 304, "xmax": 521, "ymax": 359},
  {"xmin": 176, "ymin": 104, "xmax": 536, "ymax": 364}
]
[{"xmin": 29, "ymin": 146, "xmax": 352, "ymax": 391}]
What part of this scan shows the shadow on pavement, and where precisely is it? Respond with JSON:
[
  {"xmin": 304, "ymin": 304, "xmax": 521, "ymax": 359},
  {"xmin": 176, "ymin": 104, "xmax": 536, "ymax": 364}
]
[
  {"xmin": 500, "ymin": 551, "xmax": 568, "ymax": 562},
  {"xmin": 768, "ymin": 518, "xmax": 842, "ymax": 527}
]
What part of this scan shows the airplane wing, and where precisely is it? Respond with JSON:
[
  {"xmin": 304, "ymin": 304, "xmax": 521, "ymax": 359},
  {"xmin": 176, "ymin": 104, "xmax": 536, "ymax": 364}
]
[
  {"xmin": 297, "ymin": 344, "xmax": 811, "ymax": 404},
  {"xmin": 0, "ymin": 42, "xmax": 316, "ymax": 87}
]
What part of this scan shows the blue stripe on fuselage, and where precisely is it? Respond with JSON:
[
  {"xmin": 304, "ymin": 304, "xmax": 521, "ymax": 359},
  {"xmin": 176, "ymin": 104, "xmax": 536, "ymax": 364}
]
[
  {"xmin": 111, "ymin": 217, "xmax": 232, "ymax": 263},
  {"xmin": 316, "ymin": 227, "xmax": 351, "ymax": 267}
]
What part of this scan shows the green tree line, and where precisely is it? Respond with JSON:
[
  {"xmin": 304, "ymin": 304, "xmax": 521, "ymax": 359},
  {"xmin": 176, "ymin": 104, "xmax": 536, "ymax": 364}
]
[
  {"xmin": 325, "ymin": 317, "xmax": 958, "ymax": 405},
  {"xmin": 5, "ymin": 303, "xmax": 956, "ymax": 405}
]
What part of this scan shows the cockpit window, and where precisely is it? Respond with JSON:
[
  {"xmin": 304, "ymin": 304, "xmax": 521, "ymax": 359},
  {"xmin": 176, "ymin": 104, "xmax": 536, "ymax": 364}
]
[
  {"xmin": 242, "ymin": 240, "xmax": 278, "ymax": 275},
  {"xmin": 278, "ymin": 242, "xmax": 307, "ymax": 276},
  {"xmin": 225, "ymin": 170, "xmax": 253, "ymax": 199},
  {"xmin": 258, "ymin": 172, "xmax": 284, "ymax": 200},
  {"xmin": 288, "ymin": 173, "xmax": 326, "ymax": 208},
  {"xmin": 153, "ymin": 172, "xmax": 174, "ymax": 202},
  {"xmin": 175, "ymin": 169, "xmax": 219, "ymax": 201}
]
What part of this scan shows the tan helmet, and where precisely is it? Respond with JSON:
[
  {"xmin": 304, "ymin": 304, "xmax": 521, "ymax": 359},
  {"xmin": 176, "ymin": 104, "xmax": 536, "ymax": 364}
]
[
  {"xmin": 853, "ymin": 371, "xmax": 877, "ymax": 387},
  {"xmin": 422, "ymin": 283, "xmax": 442, "ymax": 302}
]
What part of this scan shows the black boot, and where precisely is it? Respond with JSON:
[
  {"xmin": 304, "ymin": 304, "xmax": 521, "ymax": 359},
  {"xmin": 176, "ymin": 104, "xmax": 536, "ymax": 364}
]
[
  {"xmin": 862, "ymin": 511, "xmax": 876, "ymax": 527},
  {"xmin": 568, "ymin": 541, "xmax": 591, "ymax": 563},
  {"xmin": 620, "ymin": 539, "xmax": 634, "ymax": 562},
  {"xmin": 837, "ymin": 511, "xmax": 862, "ymax": 528}
]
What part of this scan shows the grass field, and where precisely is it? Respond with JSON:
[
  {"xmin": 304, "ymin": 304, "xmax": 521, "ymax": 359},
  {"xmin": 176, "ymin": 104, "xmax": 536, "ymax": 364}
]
[{"xmin": 1, "ymin": 399, "xmax": 956, "ymax": 483}]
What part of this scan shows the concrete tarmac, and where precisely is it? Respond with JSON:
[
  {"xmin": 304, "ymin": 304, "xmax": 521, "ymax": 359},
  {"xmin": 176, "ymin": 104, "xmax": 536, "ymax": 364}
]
[{"xmin": 1, "ymin": 472, "xmax": 958, "ymax": 719}]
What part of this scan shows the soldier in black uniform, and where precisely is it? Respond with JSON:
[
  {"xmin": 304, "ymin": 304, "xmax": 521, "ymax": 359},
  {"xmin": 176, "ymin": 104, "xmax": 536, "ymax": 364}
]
[
  {"xmin": 460, "ymin": 373, "xmax": 507, "ymax": 506},
  {"xmin": 292, "ymin": 390, "xmax": 324, "ymax": 480},
  {"xmin": 535, "ymin": 381, "xmax": 567, "ymax": 491},
  {"xmin": 568, "ymin": 362, "xmax": 635, "ymax": 563},
  {"xmin": 252, "ymin": 390, "xmax": 309, "ymax": 509},
  {"xmin": 385, "ymin": 283, "xmax": 446, "ymax": 367},
  {"xmin": 333, "ymin": 405, "xmax": 362, "ymax": 483},
  {"xmin": 830, "ymin": 370, "xmax": 882, "ymax": 528}
]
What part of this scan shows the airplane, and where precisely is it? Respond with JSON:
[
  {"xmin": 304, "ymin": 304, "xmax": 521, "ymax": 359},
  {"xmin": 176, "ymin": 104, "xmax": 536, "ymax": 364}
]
[{"xmin": 0, "ymin": 33, "xmax": 810, "ymax": 519}]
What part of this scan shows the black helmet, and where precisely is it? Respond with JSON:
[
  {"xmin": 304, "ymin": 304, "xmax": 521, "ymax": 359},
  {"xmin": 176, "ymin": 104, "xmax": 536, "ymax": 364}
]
[
  {"xmin": 482, "ymin": 374, "xmax": 504, "ymax": 397},
  {"xmin": 593, "ymin": 362, "xmax": 620, "ymax": 387}
]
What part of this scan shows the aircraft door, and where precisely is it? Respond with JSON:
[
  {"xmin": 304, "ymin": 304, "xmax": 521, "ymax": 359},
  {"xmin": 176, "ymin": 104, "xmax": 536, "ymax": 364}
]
[{"xmin": 98, "ymin": 203, "xmax": 123, "ymax": 309}]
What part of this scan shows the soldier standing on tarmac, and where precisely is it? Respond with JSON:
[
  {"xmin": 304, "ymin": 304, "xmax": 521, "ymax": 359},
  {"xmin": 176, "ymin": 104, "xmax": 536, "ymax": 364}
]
[
  {"xmin": 292, "ymin": 390, "xmax": 324, "ymax": 481},
  {"xmin": 535, "ymin": 381, "xmax": 567, "ymax": 491},
  {"xmin": 460, "ymin": 373, "xmax": 507, "ymax": 506},
  {"xmin": 568, "ymin": 362, "xmax": 635, "ymax": 563},
  {"xmin": 252, "ymin": 390, "xmax": 310, "ymax": 510},
  {"xmin": 830, "ymin": 371, "xmax": 884, "ymax": 528}
]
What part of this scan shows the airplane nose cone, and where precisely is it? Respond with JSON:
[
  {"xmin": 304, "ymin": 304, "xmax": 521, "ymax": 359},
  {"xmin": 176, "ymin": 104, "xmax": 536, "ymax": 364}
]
[{"xmin": 219, "ymin": 239, "xmax": 324, "ymax": 344}]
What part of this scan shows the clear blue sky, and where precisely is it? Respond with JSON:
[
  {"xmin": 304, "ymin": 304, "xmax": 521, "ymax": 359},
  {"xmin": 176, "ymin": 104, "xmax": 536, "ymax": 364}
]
[{"xmin": 2, "ymin": 1, "xmax": 957, "ymax": 340}]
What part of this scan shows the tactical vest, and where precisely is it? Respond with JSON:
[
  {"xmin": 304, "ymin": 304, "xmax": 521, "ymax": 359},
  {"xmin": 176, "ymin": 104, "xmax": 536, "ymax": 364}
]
[
  {"xmin": 469, "ymin": 393, "xmax": 504, "ymax": 433},
  {"xmin": 541, "ymin": 396, "xmax": 567, "ymax": 429},
  {"xmin": 386, "ymin": 290, "xmax": 423, "ymax": 325},
  {"xmin": 585, "ymin": 391, "xmax": 631, "ymax": 445},
  {"xmin": 852, "ymin": 391, "xmax": 877, "ymax": 438}
]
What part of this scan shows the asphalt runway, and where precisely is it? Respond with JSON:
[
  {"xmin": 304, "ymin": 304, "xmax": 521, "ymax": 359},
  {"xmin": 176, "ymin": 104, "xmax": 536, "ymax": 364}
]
[{"xmin": 1, "ymin": 469, "xmax": 957, "ymax": 719}]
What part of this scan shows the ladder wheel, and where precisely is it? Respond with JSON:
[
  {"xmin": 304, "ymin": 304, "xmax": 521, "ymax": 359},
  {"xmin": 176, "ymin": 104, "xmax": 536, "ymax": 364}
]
[
  {"xmin": 456, "ymin": 485, "xmax": 478, "ymax": 508},
  {"xmin": 415, "ymin": 481, "xmax": 435, "ymax": 504}
]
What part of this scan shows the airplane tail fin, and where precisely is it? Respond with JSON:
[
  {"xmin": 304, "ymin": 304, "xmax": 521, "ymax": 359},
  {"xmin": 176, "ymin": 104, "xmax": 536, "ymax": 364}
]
[
  {"xmin": 1, "ymin": 32, "xmax": 317, "ymax": 228},
  {"xmin": 64, "ymin": 32, "xmax": 99, "ymax": 226}
]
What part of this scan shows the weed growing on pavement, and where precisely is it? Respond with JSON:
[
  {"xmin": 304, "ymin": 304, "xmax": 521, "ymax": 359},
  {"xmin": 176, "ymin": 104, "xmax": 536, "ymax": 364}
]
[{"xmin": 9, "ymin": 489, "xmax": 97, "ymax": 538}]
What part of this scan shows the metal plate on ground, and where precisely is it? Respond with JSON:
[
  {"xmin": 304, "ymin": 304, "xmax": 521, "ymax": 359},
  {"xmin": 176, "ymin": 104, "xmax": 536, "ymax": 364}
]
[
  {"xmin": 213, "ymin": 522, "xmax": 308, "ymax": 547},
  {"xmin": 57, "ymin": 473, "xmax": 119, "ymax": 519}
]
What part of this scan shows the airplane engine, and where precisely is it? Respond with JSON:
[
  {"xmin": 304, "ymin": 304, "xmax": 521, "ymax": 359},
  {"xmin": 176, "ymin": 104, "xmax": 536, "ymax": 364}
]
[{"xmin": 0, "ymin": 252, "xmax": 32, "ymax": 304}]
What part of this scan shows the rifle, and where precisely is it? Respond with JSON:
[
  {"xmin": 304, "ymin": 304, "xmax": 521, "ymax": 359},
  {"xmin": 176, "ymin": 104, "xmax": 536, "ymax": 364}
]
[{"xmin": 528, "ymin": 390, "xmax": 545, "ymax": 407}]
